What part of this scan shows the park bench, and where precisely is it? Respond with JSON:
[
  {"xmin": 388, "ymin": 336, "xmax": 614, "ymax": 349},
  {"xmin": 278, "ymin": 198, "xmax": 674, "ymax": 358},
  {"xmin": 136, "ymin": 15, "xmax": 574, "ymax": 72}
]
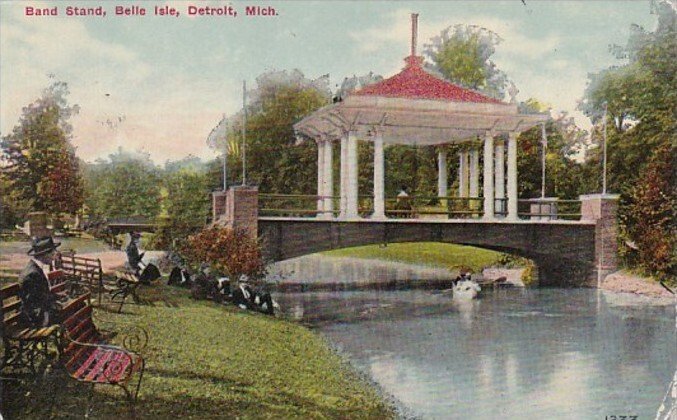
[
  {"xmin": 55, "ymin": 251, "xmax": 104, "ymax": 304},
  {"xmin": 109, "ymin": 264, "xmax": 161, "ymax": 313},
  {"xmin": 60, "ymin": 292, "xmax": 146, "ymax": 415},
  {"xmin": 0, "ymin": 283, "xmax": 60, "ymax": 373},
  {"xmin": 110, "ymin": 271, "xmax": 143, "ymax": 313}
]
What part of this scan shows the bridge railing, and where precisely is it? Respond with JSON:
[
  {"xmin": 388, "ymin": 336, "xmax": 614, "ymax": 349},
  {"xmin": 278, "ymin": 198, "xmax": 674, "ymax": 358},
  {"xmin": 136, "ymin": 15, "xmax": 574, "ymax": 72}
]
[
  {"xmin": 517, "ymin": 199, "xmax": 582, "ymax": 221},
  {"xmin": 259, "ymin": 194, "xmax": 338, "ymax": 217},
  {"xmin": 259, "ymin": 193, "xmax": 582, "ymax": 221}
]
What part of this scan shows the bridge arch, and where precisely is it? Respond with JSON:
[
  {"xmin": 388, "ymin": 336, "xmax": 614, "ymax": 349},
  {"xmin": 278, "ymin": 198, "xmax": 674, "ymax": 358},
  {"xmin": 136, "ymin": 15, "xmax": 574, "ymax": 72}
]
[{"xmin": 258, "ymin": 218, "xmax": 598, "ymax": 287}]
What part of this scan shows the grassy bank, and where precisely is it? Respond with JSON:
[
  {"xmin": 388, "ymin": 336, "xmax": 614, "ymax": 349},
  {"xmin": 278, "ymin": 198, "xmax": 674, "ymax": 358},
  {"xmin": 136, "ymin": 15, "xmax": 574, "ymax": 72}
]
[
  {"xmin": 2, "ymin": 285, "xmax": 393, "ymax": 419},
  {"xmin": 323, "ymin": 242, "xmax": 504, "ymax": 274}
]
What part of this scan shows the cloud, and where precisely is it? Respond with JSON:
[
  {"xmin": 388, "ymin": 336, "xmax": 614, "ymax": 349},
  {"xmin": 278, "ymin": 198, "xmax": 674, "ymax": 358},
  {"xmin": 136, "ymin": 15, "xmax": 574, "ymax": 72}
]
[{"xmin": 0, "ymin": 1, "xmax": 240, "ymax": 164}]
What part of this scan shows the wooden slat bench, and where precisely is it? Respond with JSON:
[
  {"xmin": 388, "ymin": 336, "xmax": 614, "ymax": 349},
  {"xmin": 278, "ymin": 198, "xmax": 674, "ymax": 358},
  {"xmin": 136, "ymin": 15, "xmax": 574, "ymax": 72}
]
[
  {"xmin": 55, "ymin": 251, "xmax": 104, "ymax": 304},
  {"xmin": 1, "ymin": 283, "xmax": 60, "ymax": 373},
  {"xmin": 61, "ymin": 292, "xmax": 146, "ymax": 416}
]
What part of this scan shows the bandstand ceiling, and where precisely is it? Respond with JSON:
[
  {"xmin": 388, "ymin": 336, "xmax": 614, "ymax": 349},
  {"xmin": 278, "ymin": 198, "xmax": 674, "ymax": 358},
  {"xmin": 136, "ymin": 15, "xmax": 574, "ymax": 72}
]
[{"xmin": 295, "ymin": 95, "xmax": 548, "ymax": 145}]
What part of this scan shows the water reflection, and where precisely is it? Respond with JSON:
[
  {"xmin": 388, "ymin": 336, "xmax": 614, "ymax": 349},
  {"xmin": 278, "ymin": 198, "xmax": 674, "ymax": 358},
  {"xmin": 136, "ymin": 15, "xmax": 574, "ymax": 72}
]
[
  {"xmin": 274, "ymin": 289, "xmax": 675, "ymax": 419},
  {"xmin": 267, "ymin": 255, "xmax": 457, "ymax": 290}
]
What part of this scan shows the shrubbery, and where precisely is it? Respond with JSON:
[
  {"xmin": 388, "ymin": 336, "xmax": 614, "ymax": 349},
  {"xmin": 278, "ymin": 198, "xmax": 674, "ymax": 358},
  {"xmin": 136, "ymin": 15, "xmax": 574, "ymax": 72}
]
[
  {"xmin": 180, "ymin": 225, "xmax": 267, "ymax": 287},
  {"xmin": 620, "ymin": 142, "xmax": 676, "ymax": 282}
]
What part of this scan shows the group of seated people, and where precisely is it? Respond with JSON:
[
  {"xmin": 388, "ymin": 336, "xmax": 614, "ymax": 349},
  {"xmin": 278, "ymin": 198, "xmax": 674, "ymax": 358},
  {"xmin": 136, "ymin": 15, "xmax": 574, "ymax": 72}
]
[
  {"xmin": 17, "ymin": 233, "xmax": 275, "ymax": 331},
  {"xmin": 168, "ymin": 261, "xmax": 276, "ymax": 315}
]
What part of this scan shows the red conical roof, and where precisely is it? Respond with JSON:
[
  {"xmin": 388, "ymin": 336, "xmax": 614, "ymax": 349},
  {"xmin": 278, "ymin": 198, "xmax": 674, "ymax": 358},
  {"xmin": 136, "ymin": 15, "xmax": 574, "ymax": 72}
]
[{"xmin": 353, "ymin": 56, "xmax": 502, "ymax": 104}]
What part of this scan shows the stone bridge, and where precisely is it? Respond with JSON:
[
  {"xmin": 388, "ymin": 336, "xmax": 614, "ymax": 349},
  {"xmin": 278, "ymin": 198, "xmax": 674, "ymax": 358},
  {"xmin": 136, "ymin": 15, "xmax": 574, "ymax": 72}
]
[{"xmin": 215, "ymin": 187, "xmax": 620, "ymax": 288}]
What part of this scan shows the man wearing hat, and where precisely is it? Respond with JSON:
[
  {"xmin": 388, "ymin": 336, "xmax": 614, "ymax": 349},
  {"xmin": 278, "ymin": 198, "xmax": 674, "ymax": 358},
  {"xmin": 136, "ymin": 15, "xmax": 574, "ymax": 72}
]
[
  {"xmin": 126, "ymin": 232, "xmax": 144, "ymax": 274},
  {"xmin": 20, "ymin": 236, "xmax": 62, "ymax": 327}
]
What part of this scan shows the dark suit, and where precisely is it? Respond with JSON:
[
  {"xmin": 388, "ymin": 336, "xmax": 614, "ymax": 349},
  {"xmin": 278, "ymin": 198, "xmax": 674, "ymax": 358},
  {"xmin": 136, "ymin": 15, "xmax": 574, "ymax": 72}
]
[
  {"xmin": 19, "ymin": 260, "xmax": 58, "ymax": 327},
  {"xmin": 126, "ymin": 240, "xmax": 144, "ymax": 273},
  {"xmin": 232, "ymin": 284, "xmax": 274, "ymax": 314}
]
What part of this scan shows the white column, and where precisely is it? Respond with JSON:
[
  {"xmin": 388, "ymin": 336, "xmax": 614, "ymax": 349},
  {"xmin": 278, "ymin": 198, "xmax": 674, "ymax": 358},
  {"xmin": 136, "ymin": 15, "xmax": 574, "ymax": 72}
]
[
  {"xmin": 483, "ymin": 132, "xmax": 495, "ymax": 220},
  {"xmin": 437, "ymin": 150, "xmax": 448, "ymax": 198},
  {"xmin": 495, "ymin": 139, "xmax": 505, "ymax": 216},
  {"xmin": 458, "ymin": 150, "xmax": 469, "ymax": 197},
  {"xmin": 346, "ymin": 131, "xmax": 359, "ymax": 218},
  {"xmin": 317, "ymin": 140, "xmax": 325, "ymax": 216},
  {"xmin": 373, "ymin": 131, "xmax": 385, "ymax": 219},
  {"xmin": 507, "ymin": 132, "xmax": 519, "ymax": 221},
  {"xmin": 469, "ymin": 148, "xmax": 479, "ymax": 197},
  {"xmin": 323, "ymin": 139, "xmax": 334, "ymax": 218},
  {"xmin": 339, "ymin": 134, "xmax": 348, "ymax": 218}
]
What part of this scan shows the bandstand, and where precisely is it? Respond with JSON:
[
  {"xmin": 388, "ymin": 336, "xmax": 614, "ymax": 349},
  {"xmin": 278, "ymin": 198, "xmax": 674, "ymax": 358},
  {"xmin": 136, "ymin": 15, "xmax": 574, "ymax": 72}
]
[{"xmin": 294, "ymin": 14, "xmax": 548, "ymax": 221}]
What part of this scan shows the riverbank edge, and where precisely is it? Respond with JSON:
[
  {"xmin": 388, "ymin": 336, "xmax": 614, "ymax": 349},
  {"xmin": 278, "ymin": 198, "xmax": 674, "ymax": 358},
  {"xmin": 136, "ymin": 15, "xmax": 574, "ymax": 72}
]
[
  {"xmin": 601, "ymin": 269, "xmax": 675, "ymax": 300},
  {"xmin": 313, "ymin": 334, "xmax": 420, "ymax": 420}
]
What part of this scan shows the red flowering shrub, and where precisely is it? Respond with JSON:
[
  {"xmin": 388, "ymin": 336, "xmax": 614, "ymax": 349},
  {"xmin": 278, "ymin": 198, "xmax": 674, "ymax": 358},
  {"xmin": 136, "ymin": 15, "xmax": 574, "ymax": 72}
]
[
  {"xmin": 181, "ymin": 225, "xmax": 267, "ymax": 284},
  {"xmin": 620, "ymin": 142, "xmax": 676, "ymax": 282}
]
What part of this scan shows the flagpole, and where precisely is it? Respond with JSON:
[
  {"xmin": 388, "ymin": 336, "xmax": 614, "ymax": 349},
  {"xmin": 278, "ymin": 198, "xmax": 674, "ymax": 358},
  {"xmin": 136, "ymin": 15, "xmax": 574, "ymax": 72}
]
[
  {"xmin": 242, "ymin": 80, "xmax": 247, "ymax": 186},
  {"xmin": 602, "ymin": 102, "xmax": 608, "ymax": 195},
  {"xmin": 222, "ymin": 114, "xmax": 227, "ymax": 191},
  {"xmin": 541, "ymin": 122, "xmax": 547, "ymax": 199}
]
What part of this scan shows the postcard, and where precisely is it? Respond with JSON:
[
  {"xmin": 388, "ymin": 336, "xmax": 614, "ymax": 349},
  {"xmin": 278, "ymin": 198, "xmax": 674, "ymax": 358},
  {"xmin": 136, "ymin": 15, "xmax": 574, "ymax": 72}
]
[{"xmin": 1, "ymin": 1, "xmax": 675, "ymax": 419}]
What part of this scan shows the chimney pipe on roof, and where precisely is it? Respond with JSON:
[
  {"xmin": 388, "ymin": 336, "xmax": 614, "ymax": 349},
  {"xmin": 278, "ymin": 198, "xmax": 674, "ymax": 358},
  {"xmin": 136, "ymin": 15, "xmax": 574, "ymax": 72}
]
[{"xmin": 411, "ymin": 13, "xmax": 419, "ymax": 57}]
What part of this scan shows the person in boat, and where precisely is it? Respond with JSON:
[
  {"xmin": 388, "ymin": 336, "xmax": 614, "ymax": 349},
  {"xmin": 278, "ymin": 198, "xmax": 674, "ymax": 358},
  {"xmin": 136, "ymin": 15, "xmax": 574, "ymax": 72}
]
[
  {"xmin": 452, "ymin": 271, "xmax": 481, "ymax": 299},
  {"xmin": 19, "ymin": 236, "xmax": 64, "ymax": 327},
  {"xmin": 231, "ymin": 275, "xmax": 275, "ymax": 315}
]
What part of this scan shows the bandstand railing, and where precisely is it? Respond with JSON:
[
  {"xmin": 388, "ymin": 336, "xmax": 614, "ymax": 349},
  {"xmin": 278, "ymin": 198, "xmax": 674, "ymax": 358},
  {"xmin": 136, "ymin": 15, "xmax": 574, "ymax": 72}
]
[{"xmin": 259, "ymin": 193, "xmax": 582, "ymax": 221}]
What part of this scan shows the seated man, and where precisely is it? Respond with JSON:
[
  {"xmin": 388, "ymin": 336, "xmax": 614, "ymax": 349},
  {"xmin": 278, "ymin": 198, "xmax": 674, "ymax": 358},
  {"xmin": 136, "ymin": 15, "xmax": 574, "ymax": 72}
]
[
  {"xmin": 231, "ymin": 276, "xmax": 275, "ymax": 315},
  {"xmin": 125, "ymin": 232, "xmax": 145, "ymax": 274},
  {"xmin": 20, "ymin": 236, "xmax": 64, "ymax": 327}
]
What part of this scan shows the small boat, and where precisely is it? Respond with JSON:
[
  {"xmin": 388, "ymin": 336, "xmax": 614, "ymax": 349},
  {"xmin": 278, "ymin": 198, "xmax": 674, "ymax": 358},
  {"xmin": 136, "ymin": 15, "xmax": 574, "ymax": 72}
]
[{"xmin": 452, "ymin": 274, "xmax": 481, "ymax": 299}]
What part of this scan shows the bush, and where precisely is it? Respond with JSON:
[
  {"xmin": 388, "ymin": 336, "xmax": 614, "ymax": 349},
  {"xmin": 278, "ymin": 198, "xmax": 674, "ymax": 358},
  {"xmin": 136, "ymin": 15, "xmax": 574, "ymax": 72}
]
[
  {"xmin": 620, "ymin": 142, "xmax": 676, "ymax": 282},
  {"xmin": 180, "ymin": 225, "xmax": 267, "ymax": 286}
]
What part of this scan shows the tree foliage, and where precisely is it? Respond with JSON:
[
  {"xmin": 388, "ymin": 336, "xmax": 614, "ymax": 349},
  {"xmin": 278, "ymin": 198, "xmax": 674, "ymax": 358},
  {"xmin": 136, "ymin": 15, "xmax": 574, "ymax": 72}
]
[
  {"xmin": 83, "ymin": 148, "xmax": 162, "ymax": 219},
  {"xmin": 0, "ymin": 81, "xmax": 84, "ymax": 224},
  {"xmin": 620, "ymin": 142, "xmax": 676, "ymax": 281},
  {"xmin": 152, "ymin": 165, "xmax": 210, "ymax": 249},
  {"xmin": 209, "ymin": 70, "xmax": 330, "ymax": 193},
  {"xmin": 423, "ymin": 25, "xmax": 508, "ymax": 99},
  {"xmin": 579, "ymin": 1, "xmax": 676, "ymax": 280}
]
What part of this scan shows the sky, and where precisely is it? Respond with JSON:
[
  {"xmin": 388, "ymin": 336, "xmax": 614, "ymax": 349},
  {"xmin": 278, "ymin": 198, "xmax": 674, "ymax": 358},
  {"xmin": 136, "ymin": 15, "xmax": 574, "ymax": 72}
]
[{"xmin": 0, "ymin": 0, "xmax": 658, "ymax": 164}]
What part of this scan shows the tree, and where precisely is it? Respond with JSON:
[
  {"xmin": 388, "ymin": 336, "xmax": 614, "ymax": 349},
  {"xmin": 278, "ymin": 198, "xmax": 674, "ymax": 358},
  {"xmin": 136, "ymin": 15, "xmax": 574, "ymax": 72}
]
[
  {"xmin": 152, "ymin": 165, "xmax": 210, "ymax": 249},
  {"xmin": 83, "ymin": 149, "xmax": 162, "ymax": 219},
  {"xmin": 578, "ymin": 1, "xmax": 676, "ymax": 280},
  {"xmin": 423, "ymin": 25, "xmax": 508, "ymax": 99},
  {"xmin": 0, "ymin": 81, "xmax": 84, "ymax": 222},
  {"xmin": 209, "ymin": 70, "xmax": 330, "ymax": 194},
  {"xmin": 620, "ymin": 142, "xmax": 676, "ymax": 281}
]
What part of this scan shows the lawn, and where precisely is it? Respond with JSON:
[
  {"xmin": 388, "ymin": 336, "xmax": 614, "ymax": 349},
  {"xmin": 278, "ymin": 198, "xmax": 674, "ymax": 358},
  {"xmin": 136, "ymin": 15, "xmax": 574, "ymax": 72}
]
[
  {"xmin": 1, "ymin": 285, "xmax": 394, "ymax": 419},
  {"xmin": 323, "ymin": 242, "xmax": 505, "ymax": 273}
]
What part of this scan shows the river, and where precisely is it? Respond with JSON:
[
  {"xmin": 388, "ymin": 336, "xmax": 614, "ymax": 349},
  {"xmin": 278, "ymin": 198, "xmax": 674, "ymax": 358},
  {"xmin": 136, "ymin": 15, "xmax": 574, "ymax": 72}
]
[{"xmin": 271, "ymin": 256, "xmax": 676, "ymax": 419}]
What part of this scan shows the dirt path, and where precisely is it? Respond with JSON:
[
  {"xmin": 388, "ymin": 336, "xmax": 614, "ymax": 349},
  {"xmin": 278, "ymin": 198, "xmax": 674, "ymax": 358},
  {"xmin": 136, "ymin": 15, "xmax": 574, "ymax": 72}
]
[{"xmin": 0, "ymin": 250, "xmax": 166, "ymax": 275}]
